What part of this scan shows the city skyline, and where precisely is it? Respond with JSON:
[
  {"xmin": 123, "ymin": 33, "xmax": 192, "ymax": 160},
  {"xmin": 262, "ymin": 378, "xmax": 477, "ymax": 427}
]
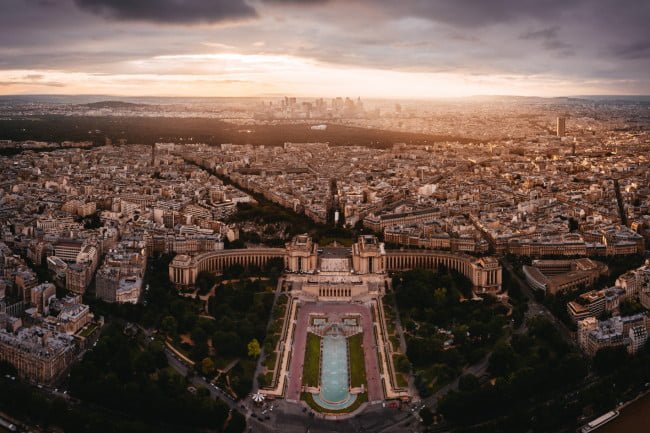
[
  {"xmin": 0, "ymin": 0, "xmax": 649, "ymax": 97},
  {"xmin": 0, "ymin": 2, "xmax": 649, "ymax": 433}
]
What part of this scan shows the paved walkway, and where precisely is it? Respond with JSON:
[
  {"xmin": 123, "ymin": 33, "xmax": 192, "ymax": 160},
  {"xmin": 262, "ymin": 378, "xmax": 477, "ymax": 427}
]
[
  {"xmin": 253, "ymin": 277, "xmax": 285, "ymax": 394},
  {"xmin": 373, "ymin": 299, "xmax": 407, "ymax": 400},
  {"xmin": 260, "ymin": 295, "xmax": 299, "ymax": 398},
  {"xmin": 286, "ymin": 302, "xmax": 383, "ymax": 402}
]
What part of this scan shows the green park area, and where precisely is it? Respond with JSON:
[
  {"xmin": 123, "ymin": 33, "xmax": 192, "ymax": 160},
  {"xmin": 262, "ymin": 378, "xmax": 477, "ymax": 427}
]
[
  {"xmin": 348, "ymin": 334, "xmax": 367, "ymax": 388},
  {"xmin": 73, "ymin": 255, "xmax": 277, "ymax": 431},
  {"xmin": 392, "ymin": 269, "xmax": 509, "ymax": 397},
  {"xmin": 302, "ymin": 333, "xmax": 322, "ymax": 387},
  {"xmin": 52, "ymin": 246, "xmax": 298, "ymax": 433},
  {"xmin": 437, "ymin": 317, "xmax": 590, "ymax": 432},
  {"xmin": 67, "ymin": 324, "xmax": 243, "ymax": 433},
  {"xmin": 257, "ymin": 294, "xmax": 291, "ymax": 388},
  {"xmin": 381, "ymin": 300, "xmax": 410, "ymax": 388}
]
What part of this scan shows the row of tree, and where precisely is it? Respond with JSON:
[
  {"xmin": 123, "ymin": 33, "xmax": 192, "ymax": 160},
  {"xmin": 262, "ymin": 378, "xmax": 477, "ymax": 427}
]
[
  {"xmin": 68, "ymin": 324, "xmax": 239, "ymax": 431},
  {"xmin": 392, "ymin": 269, "xmax": 508, "ymax": 396},
  {"xmin": 438, "ymin": 315, "xmax": 650, "ymax": 433}
]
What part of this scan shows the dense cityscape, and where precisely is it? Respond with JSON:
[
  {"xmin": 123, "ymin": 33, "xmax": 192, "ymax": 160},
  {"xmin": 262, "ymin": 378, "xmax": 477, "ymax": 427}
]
[
  {"xmin": 1, "ymin": 0, "xmax": 650, "ymax": 432},
  {"xmin": 0, "ymin": 94, "xmax": 648, "ymax": 433}
]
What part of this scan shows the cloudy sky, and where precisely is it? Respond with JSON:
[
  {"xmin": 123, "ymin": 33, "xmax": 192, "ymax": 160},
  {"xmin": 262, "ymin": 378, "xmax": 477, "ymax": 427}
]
[{"xmin": 0, "ymin": 0, "xmax": 648, "ymax": 97}]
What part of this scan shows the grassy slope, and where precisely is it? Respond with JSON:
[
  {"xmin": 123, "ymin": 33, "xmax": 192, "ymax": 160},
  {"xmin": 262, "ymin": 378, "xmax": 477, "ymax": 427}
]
[
  {"xmin": 348, "ymin": 334, "xmax": 367, "ymax": 388},
  {"xmin": 302, "ymin": 333, "xmax": 321, "ymax": 387}
]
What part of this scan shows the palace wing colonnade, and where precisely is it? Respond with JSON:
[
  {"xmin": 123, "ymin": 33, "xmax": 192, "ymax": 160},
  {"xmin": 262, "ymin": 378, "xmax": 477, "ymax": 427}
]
[
  {"xmin": 168, "ymin": 248, "xmax": 286, "ymax": 287},
  {"xmin": 169, "ymin": 236, "xmax": 502, "ymax": 293},
  {"xmin": 385, "ymin": 250, "xmax": 501, "ymax": 293}
]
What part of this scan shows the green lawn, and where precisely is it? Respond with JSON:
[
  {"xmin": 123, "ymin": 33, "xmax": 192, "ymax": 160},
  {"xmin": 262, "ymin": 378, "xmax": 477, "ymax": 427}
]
[
  {"xmin": 302, "ymin": 333, "xmax": 321, "ymax": 387},
  {"xmin": 396, "ymin": 373, "xmax": 409, "ymax": 388},
  {"xmin": 264, "ymin": 351, "xmax": 277, "ymax": 371},
  {"xmin": 389, "ymin": 335, "xmax": 400, "ymax": 352},
  {"xmin": 79, "ymin": 323, "xmax": 98, "ymax": 338},
  {"xmin": 348, "ymin": 334, "xmax": 367, "ymax": 388}
]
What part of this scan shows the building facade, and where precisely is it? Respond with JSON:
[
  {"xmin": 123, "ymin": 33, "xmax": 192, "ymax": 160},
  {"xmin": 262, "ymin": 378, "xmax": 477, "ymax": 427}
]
[
  {"xmin": 0, "ymin": 326, "xmax": 76, "ymax": 383},
  {"xmin": 169, "ymin": 235, "xmax": 502, "ymax": 293}
]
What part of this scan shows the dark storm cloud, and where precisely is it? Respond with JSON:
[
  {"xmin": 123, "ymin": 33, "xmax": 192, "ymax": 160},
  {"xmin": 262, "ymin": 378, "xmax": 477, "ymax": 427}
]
[
  {"xmin": 0, "ymin": 50, "xmax": 153, "ymax": 71},
  {"xmin": 521, "ymin": 27, "xmax": 561, "ymax": 41},
  {"xmin": 74, "ymin": 0, "xmax": 257, "ymax": 24},
  {"xmin": 374, "ymin": 0, "xmax": 575, "ymax": 27},
  {"xmin": 614, "ymin": 40, "xmax": 650, "ymax": 60},
  {"xmin": 520, "ymin": 26, "xmax": 574, "ymax": 55},
  {"xmin": 263, "ymin": 0, "xmax": 329, "ymax": 3}
]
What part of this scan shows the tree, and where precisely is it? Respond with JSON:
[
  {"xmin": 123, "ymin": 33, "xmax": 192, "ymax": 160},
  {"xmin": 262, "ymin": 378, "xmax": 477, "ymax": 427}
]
[
  {"xmin": 458, "ymin": 374, "xmax": 480, "ymax": 392},
  {"xmin": 191, "ymin": 327, "xmax": 208, "ymax": 346},
  {"xmin": 196, "ymin": 271, "xmax": 216, "ymax": 295},
  {"xmin": 66, "ymin": 323, "xmax": 231, "ymax": 432},
  {"xmin": 433, "ymin": 287, "xmax": 448, "ymax": 305},
  {"xmin": 619, "ymin": 298, "xmax": 644, "ymax": 316},
  {"xmin": 224, "ymin": 238, "xmax": 246, "ymax": 249},
  {"xmin": 247, "ymin": 339, "xmax": 261, "ymax": 358},
  {"xmin": 263, "ymin": 256, "xmax": 285, "ymax": 278},
  {"xmin": 201, "ymin": 357, "xmax": 215, "ymax": 376},
  {"xmin": 593, "ymin": 346, "xmax": 628, "ymax": 376},
  {"xmin": 488, "ymin": 343, "xmax": 517, "ymax": 377},
  {"xmin": 258, "ymin": 372, "xmax": 271, "ymax": 388},
  {"xmin": 223, "ymin": 263, "xmax": 245, "ymax": 279},
  {"xmin": 83, "ymin": 212, "xmax": 102, "ymax": 229},
  {"xmin": 213, "ymin": 331, "xmax": 243, "ymax": 358},
  {"xmin": 224, "ymin": 410, "xmax": 246, "ymax": 433},
  {"xmin": 190, "ymin": 327, "xmax": 209, "ymax": 362},
  {"xmin": 160, "ymin": 315, "xmax": 178, "ymax": 336},
  {"xmin": 419, "ymin": 407, "xmax": 434, "ymax": 426},
  {"xmin": 395, "ymin": 354, "xmax": 412, "ymax": 374}
]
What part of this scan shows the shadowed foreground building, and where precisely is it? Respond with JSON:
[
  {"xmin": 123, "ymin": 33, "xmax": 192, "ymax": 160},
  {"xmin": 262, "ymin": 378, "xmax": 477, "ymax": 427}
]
[
  {"xmin": 577, "ymin": 313, "xmax": 649, "ymax": 356},
  {"xmin": 0, "ymin": 325, "xmax": 76, "ymax": 383}
]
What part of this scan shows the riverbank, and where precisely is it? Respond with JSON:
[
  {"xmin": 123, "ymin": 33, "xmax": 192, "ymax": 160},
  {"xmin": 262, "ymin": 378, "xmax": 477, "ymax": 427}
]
[{"xmin": 599, "ymin": 392, "xmax": 650, "ymax": 433}]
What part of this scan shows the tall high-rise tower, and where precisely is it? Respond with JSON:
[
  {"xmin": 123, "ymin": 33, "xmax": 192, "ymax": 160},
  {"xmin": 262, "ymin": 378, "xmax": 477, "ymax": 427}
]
[
  {"xmin": 151, "ymin": 144, "xmax": 158, "ymax": 167},
  {"xmin": 556, "ymin": 116, "xmax": 566, "ymax": 137}
]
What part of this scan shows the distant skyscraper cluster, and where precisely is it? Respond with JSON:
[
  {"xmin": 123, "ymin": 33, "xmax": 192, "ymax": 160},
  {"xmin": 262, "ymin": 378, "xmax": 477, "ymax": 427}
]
[{"xmin": 257, "ymin": 96, "xmax": 367, "ymax": 120}]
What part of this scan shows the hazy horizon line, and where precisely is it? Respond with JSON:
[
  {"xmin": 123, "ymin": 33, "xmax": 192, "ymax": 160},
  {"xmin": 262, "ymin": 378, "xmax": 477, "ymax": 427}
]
[{"xmin": 2, "ymin": 93, "xmax": 650, "ymax": 102}]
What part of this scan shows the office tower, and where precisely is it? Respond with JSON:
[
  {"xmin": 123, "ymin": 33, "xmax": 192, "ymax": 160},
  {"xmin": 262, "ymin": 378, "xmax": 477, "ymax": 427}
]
[{"xmin": 557, "ymin": 116, "xmax": 566, "ymax": 137}]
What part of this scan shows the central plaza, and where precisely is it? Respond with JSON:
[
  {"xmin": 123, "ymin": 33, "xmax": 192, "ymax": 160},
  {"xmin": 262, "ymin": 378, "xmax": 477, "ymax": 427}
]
[
  {"xmin": 168, "ymin": 232, "xmax": 504, "ymax": 415},
  {"xmin": 258, "ymin": 235, "xmax": 410, "ymax": 415},
  {"xmin": 252, "ymin": 235, "xmax": 409, "ymax": 414}
]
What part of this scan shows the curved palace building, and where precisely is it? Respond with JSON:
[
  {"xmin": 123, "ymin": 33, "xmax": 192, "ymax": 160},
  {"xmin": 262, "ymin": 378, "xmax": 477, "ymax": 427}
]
[{"xmin": 169, "ymin": 234, "xmax": 502, "ymax": 294}]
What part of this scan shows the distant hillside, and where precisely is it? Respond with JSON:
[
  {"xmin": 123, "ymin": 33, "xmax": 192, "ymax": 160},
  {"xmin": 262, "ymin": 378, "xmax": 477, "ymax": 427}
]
[{"xmin": 82, "ymin": 100, "xmax": 149, "ymax": 109}]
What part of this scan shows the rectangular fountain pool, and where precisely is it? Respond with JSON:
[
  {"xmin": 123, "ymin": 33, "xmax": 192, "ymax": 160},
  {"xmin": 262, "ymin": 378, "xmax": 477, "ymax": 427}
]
[{"xmin": 311, "ymin": 326, "xmax": 357, "ymax": 411}]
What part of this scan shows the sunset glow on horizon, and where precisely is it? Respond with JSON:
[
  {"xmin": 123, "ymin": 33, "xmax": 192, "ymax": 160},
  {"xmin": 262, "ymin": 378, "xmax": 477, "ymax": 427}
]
[
  {"xmin": 1, "ymin": 58, "xmax": 622, "ymax": 99},
  {"xmin": 0, "ymin": 0, "xmax": 648, "ymax": 98}
]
